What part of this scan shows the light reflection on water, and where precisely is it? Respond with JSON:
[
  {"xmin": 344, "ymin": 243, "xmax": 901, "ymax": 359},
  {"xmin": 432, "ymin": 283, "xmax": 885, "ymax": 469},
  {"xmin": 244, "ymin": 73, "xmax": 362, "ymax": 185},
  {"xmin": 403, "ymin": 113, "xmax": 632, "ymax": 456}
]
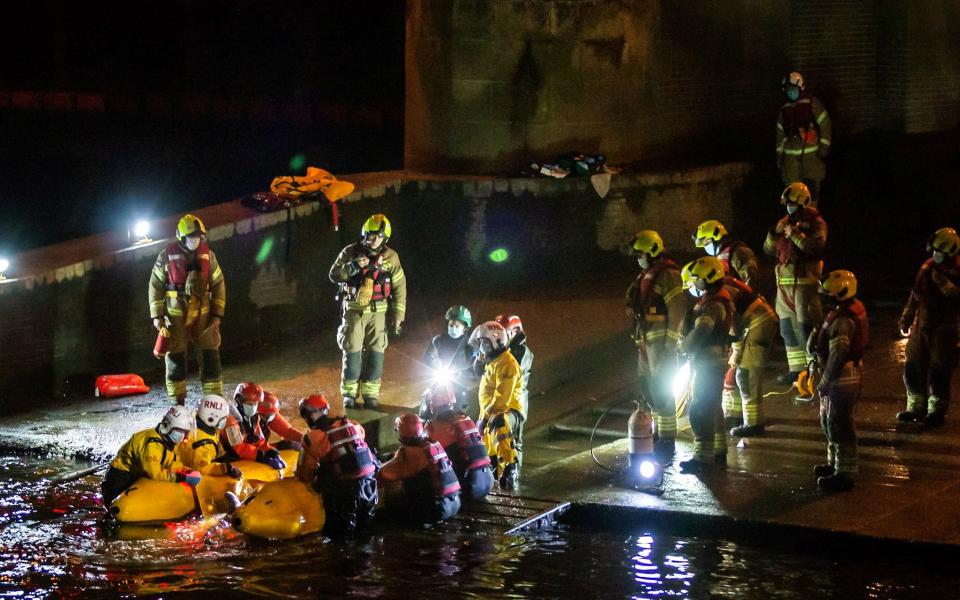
[{"xmin": 1, "ymin": 455, "xmax": 959, "ymax": 598}]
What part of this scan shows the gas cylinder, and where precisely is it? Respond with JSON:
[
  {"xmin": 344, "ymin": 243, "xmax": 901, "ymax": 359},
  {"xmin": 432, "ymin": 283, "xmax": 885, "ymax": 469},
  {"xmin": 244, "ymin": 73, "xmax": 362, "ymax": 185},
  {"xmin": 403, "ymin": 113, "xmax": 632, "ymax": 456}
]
[
  {"xmin": 153, "ymin": 327, "xmax": 170, "ymax": 359},
  {"xmin": 627, "ymin": 405, "xmax": 654, "ymax": 457}
]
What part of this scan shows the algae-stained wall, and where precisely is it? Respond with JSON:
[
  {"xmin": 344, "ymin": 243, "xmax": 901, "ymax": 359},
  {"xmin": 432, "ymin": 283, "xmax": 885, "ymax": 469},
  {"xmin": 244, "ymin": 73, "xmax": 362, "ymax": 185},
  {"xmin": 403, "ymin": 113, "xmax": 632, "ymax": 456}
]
[{"xmin": 0, "ymin": 165, "xmax": 748, "ymax": 409}]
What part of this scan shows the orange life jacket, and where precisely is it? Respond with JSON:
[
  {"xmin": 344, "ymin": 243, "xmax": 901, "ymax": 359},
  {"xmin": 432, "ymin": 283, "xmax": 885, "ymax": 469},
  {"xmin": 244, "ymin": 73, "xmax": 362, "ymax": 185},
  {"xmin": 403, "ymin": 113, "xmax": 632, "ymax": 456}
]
[
  {"xmin": 166, "ymin": 241, "xmax": 210, "ymax": 291},
  {"xmin": 631, "ymin": 258, "xmax": 679, "ymax": 330}
]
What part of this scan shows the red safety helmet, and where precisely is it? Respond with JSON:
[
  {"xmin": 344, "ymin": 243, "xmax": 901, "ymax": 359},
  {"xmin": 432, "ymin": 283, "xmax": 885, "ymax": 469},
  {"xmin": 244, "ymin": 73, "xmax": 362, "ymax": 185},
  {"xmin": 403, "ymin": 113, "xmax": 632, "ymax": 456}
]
[
  {"xmin": 428, "ymin": 384, "xmax": 457, "ymax": 413},
  {"xmin": 395, "ymin": 413, "xmax": 424, "ymax": 442},
  {"xmin": 258, "ymin": 392, "xmax": 280, "ymax": 423},
  {"xmin": 234, "ymin": 382, "xmax": 264, "ymax": 406},
  {"xmin": 298, "ymin": 394, "xmax": 330, "ymax": 421},
  {"xmin": 494, "ymin": 314, "xmax": 523, "ymax": 334}
]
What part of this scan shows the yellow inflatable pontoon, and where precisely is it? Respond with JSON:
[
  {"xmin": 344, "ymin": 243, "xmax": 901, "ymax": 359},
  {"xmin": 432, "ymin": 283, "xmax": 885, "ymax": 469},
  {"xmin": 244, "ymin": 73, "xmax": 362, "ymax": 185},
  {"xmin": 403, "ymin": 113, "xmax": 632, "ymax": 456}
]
[{"xmin": 231, "ymin": 479, "xmax": 325, "ymax": 540}]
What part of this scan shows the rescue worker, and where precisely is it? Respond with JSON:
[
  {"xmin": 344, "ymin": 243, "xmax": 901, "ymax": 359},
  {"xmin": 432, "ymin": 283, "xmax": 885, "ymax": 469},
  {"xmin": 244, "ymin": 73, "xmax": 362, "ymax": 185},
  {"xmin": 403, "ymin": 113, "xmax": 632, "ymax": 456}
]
[
  {"xmin": 721, "ymin": 274, "xmax": 778, "ymax": 437},
  {"xmin": 625, "ymin": 230, "xmax": 686, "ymax": 457},
  {"xmin": 808, "ymin": 270, "xmax": 869, "ymax": 492},
  {"xmin": 422, "ymin": 305, "xmax": 475, "ymax": 413},
  {"xmin": 379, "ymin": 413, "xmax": 462, "ymax": 522},
  {"xmin": 328, "ymin": 214, "xmax": 407, "ymax": 409},
  {"xmin": 423, "ymin": 384, "xmax": 494, "ymax": 501},
  {"xmin": 692, "ymin": 219, "xmax": 760, "ymax": 288},
  {"xmin": 257, "ymin": 391, "xmax": 304, "ymax": 449},
  {"xmin": 494, "ymin": 313, "xmax": 533, "ymax": 467},
  {"xmin": 297, "ymin": 394, "xmax": 379, "ymax": 535},
  {"xmin": 101, "ymin": 406, "xmax": 201, "ymax": 507},
  {"xmin": 149, "ymin": 214, "xmax": 226, "ymax": 405},
  {"xmin": 180, "ymin": 394, "xmax": 243, "ymax": 478},
  {"xmin": 776, "ymin": 71, "xmax": 832, "ymax": 206},
  {"xmin": 677, "ymin": 257, "xmax": 735, "ymax": 473},
  {"xmin": 221, "ymin": 382, "xmax": 285, "ymax": 470},
  {"xmin": 897, "ymin": 228, "xmax": 960, "ymax": 429},
  {"xmin": 469, "ymin": 321, "xmax": 524, "ymax": 489},
  {"xmin": 763, "ymin": 183, "xmax": 828, "ymax": 385}
]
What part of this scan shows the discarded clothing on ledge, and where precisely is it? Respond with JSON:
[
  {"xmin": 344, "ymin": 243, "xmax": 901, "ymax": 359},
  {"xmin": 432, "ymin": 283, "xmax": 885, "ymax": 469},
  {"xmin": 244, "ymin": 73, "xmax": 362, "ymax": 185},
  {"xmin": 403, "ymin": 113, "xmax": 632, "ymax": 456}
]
[
  {"xmin": 526, "ymin": 152, "xmax": 607, "ymax": 179},
  {"xmin": 270, "ymin": 166, "xmax": 355, "ymax": 204},
  {"xmin": 241, "ymin": 192, "xmax": 298, "ymax": 213}
]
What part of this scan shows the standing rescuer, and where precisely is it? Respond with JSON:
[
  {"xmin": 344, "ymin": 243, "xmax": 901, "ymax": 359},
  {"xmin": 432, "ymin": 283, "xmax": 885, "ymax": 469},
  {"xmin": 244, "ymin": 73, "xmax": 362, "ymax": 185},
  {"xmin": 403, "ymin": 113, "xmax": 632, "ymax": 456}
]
[
  {"xmin": 808, "ymin": 270, "xmax": 869, "ymax": 492},
  {"xmin": 693, "ymin": 219, "xmax": 760, "ymax": 289},
  {"xmin": 494, "ymin": 313, "xmax": 533, "ymax": 467},
  {"xmin": 763, "ymin": 183, "xmax": 828, "ymax": 386},
  {"xmin": 678, "ymin": 257, "xmax": 735, "ymax": 473},
  {"xmin": 776, "ymin": 71, "xmax": 832, "ymax": 206},
  {"xmin": 149, "ymin": 214, "xmax": 226, "ymax": 405},
  {"xmin": 625, "ymin": 230, "xmax": 686, "ymax": 458},
  {"xmin": 423, "ymin": 305, "xmax": 475, "ymax": 413},
  {"xmin": 897, "ymin": 228, "xmax": 960, "ymax": 429},
  {"xmin": 329, "ymin": 214, "xmax": 407, "ymax": 409}
]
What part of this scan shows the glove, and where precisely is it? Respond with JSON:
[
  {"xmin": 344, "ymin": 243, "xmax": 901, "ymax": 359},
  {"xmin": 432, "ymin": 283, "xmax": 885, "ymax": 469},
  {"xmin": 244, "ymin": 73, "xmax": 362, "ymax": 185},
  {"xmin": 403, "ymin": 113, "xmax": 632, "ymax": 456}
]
[
  {"xmin": 389, "ymin": 318, "xmax": 403, "ymax": 337},
  {"xmin": 225, "ymin": 464, "xmax": 243, "ymax": 480},
  {"xmin": 476, "ymin": 417, "xmax": 487, "ymax": 435},
  {"xmin": 257, "ymin": 449, "xmax": 286, "ymax": 471},
  {"xmin": 898, "ymin": 312, "xmax": 914, "ymax": 337},
  {"xmin": 175, "ymin": 468, "xmax": 202, "ymax": 487},
  {"xmin": 488, "ymin": 412, "xmax": 506, "ymax": 431}
]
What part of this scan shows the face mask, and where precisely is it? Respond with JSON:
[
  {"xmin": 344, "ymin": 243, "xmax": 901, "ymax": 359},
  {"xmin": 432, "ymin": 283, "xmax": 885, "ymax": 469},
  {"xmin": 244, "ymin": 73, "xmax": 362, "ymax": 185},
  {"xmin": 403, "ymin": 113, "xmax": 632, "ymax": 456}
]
[
  {"xmin": 687, "ymin": 286, "xmax": 704, "ymax": 298},
  {"xmin": 637, "ymin": 256, "xmax": 650, "ymax": 270},
  {"xmin": 786, "ymin": 85, "xmax": 800, "ymax": 101},
  {"xmin": 448, "ymin": 323, "xmax": 465, "ymax": 339},
  {"xmin": 184, "ymin": 236, "xmax": 201, "ymax": 251},
  {"xmin": 704, "ymin": 242, "xmax": 719, "ymax": 257},
  {"xmin": 167, "ymin": 429, "xmax": 186, "ymax": 444},
  {"xmin": 786, "ymin": 204, "xmax": 799, "ymax": 216},
  {"xmin": 241, "ymin": 403, "xmax": 258, "ymax": 417},
  {"xmin": 933, "ymin": 251, "xmax": 945, "ymax": 264}
]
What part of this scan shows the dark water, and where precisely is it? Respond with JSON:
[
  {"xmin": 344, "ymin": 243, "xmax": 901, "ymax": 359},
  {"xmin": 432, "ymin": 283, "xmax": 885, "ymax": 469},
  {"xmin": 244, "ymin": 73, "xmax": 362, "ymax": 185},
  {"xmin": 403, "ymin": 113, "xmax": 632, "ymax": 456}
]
[{"xmin": 0, "ymin": 455, "xmax": 955, "ymax": 599}]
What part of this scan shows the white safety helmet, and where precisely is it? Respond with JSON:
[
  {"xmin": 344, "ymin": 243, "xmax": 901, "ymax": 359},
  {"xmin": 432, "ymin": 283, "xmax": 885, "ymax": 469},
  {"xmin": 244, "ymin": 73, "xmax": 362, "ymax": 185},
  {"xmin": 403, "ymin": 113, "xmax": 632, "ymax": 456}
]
[
  {"xmin": 158, "ymin": 405, "xmax": 192, "ymax": 442},
  {"xmin": 468, "ymin": 321, "xmax": 510, "ymax": 353},
  {"xmin": 198, "ymin": 394, "xmax": 230, "ymax": 429}
]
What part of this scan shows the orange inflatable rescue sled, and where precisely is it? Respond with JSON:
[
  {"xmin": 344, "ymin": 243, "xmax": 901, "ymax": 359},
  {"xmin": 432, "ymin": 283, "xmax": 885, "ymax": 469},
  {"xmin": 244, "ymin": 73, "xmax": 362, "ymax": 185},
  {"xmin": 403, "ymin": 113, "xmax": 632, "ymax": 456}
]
[{"xmin": 95, "ymin": 374, "xmax": 150, "ymax": 398}]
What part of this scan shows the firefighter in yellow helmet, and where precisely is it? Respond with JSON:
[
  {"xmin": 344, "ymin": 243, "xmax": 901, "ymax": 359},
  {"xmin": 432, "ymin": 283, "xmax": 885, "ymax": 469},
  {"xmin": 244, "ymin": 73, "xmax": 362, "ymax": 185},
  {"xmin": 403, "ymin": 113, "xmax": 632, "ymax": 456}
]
[
  {"xmin": 807, "ymin": 270, "xmax": 869, "ymax": 492},
  {"xmin": 678, "ymin": 257, "xmax": 735, "ymax": 472},
  {"xmin": 328, "ymin": 214, "xmax": 407, "ymax": 409},
  {"xmin": 897, "ymin": 228, "xmax": 960, "ymax": 429},
  {"xmin": 777, "ymin": 71, "xmax": 832, "ymax": 206},
  {"xmin": 148, "ymin": 214, "xmax": 226, "ymax": 404},
  {"xmin": 763, "ymin": 183, "xmax": 828, "ymax": 387},
  {"xmin": 625, "ymin": 230, "xmax": 686, "ymax": 458},
  {"xmin": 692, "ymin": 219, "xmax": 760, "ymax": 288}
]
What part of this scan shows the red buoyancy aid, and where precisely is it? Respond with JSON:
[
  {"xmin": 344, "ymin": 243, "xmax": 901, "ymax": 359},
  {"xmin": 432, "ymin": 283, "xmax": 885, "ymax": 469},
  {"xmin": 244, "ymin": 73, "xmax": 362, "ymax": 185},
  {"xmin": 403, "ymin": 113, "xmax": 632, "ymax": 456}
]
[
  {"xmin": 452, "ymin": 416, "xmax": 491, "ymax": 471},
  {"xmin": 632, "ymin": 258, "xmax": 679, "ymax": 324},
  {"xmin": 426, "ymin": 441, "xmax": 462, "ymax": 498},
  {"xmin": 326, "ymin": 419, "xmax": 377, "ymax": 479},
  {"xmin": 774, "ymin": 209, "xmax": 822, "ymax": 266},
  {"xmin": 722, "ymin": 276, "xmax": 759, "ymax": 316},
  {"xmin": 717, "ymin": 240, "xmax": 746, "ymax": 279},
  {"xmin": 912, "ymin": 258, "xmax": 960, "ymax": 315},
  {"xmin": 815, "ymin": 299, "xmax": 869, "ymax": 363},
  {"xmin": 692, "ymin": 287, "xmax": 735, "ymax": 346},
  {"xmin": 166, "ymin": 241, "xmax": 210, "ymax": 290},
  {"xmin": 780, "ymin": 97, "xmax": 818, "ymax": 139},
  {"xmin": 349, "ymin": 253, "xmax": 392, "ymax": 302}
]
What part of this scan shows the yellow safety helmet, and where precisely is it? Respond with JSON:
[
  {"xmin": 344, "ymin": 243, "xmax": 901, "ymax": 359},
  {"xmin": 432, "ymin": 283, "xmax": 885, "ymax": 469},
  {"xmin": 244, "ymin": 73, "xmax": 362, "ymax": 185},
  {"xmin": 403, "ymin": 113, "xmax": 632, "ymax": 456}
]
[
  {"xmin": 820, "ymin": 270, "xmax": 857, "ymax": 301},
  {"xmin": 630, "ymin": 230, "xmax": 664, "ymax": 257},
  {"xmin": 680, "ymin": 261, "xmax": 696, "ymax": 289},
  {"xmin": 688, "ymin": 256, "xmax": 725, "ymax": 288},
  {"xmin": 928, "ymin": 227, "xmax": 960, "ymax": 257},
  {"xmin": 176, "ymin": 214, "xmax": 206, "ymax": 241},
  {"xmin": 780, "ymin": 182, "xmax": 812, "ymax": 208},
  {"xmin": 361, "ymin": 214, "xmax": 392, "ymax": 241},
  {"xmin": 693, "ymin": 220, "xmax": 728, "ymax": 247}
]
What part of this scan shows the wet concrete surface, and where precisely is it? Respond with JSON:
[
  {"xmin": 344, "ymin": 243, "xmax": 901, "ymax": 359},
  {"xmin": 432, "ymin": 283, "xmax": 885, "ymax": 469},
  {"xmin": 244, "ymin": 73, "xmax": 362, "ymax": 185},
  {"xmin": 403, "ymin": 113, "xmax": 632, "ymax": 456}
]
[{"xmin": 3, "ymin": 279, "xmax": 960, "ymax": 549}]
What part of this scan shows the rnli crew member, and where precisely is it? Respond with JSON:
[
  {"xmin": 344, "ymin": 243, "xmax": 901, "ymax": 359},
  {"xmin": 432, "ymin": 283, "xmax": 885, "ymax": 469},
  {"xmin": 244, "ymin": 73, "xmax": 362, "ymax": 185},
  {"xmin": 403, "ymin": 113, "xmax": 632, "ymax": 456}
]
[
  {"xmin": 149, "ymin": 214, "xmax": 226, "ymax": 405},
  {"xmin": 298, "ymin": 394, "xmax": 379, "ymax": 535},
  {"xmin": 221, "ymin": 382, "xmax": 285, "ymax": 470},
  {"xmin": 379, "ymin": 413, "xmax": 462, "ymax": 522},
  {"xmin": 423, "ymin": 384, "xmax": 494, "ymax": 501},
  {"xmin": 422, "ymin": 305, "xmax": 476, "ymax": 413},
  {"xmin": 181, "ymin": 394, "xmax": 242, "ymax": 478},
  {"xmin": 101, "ymin": 406, "xmax": 201, "ymax": 507},
  {"xmin": 897, "ymin": 228, "xmax": 960, "ymax": 429},
  {"xmin": 329, "ymin": 214, "xmax": 407, "ymax": 409},
  {"xmin": 677, "ymin": 257, "xmax": 735, "ymax": 473},
  {"xmin": 257, "ymin": 391, "xmax": 304, "ymax": 449},
  {"xmin": 470, "ymin": 321, "xmax": 525, "ymax": 489},
  {"xmin": 763, "ymin": 183, "xmax": 827, "ymax": 385},
  {"xmin": 808, "ymin": 270, "xmax": 869, "ymax": 492},
  {"xmin": 625, "ymin": 230, "xmax": 686, "ymax": 457}
]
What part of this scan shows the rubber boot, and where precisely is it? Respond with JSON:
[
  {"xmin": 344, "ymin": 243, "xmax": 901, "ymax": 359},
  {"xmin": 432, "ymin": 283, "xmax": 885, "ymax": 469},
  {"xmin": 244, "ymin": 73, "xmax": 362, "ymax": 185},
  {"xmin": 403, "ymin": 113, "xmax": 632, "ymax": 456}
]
[
  {"xmin": 678, "ymin": 457, "xmax": 712, "ymax": 474},
  {"xmin": 813, "ymin": 463, "xmax": 835, "ymax": 479},
  {"xmin": 897, "ymin": 393, "xmax": 926, "ymax": 423},
  {"xmin": 343, "ymin": 396, "xmax": 356, "ymax": 409},
  {"xmin": 923, "ymin": 412, "xmax": 946, "ymax": 430},
  {"xmin": 499, "ymin": 463, "xmax": 519, "ymax": 490},
  {"xmin": 896, "ymin": 410, "xmax": 924, "ymax": 423},
  {"xmin": 777, "ymin": 371, "xmax": 799, "ymax": 385},
  {"xmin": 730, "ymin": 424, "xmax": 765, "ymax": 438},
  {"xmin": 653, "ymin": 438, "xmax": 675, "ymax": 462},
  {"xmin": 817, "ymin": 473, "xmax": 854, "ymax": 492},
  {"xmin": 364, "ymin": 397, "xmax": 379, "ymax": 410}
]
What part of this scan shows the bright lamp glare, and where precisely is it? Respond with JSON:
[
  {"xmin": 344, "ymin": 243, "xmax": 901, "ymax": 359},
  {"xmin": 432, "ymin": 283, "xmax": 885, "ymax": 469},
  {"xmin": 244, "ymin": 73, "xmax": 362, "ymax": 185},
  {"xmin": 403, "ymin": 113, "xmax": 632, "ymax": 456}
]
[
  {"xmin": 433, "ymin": 366, "xmax": 453, "ymax": 385},
  {"xmin": 0, "ymin": 257, "xmax": 8, "ymax": 274},
  {"xmin": 133, "ymin": 220, "xmax": 151, "ymax": 239},
  {"xmin": 639, "ymin": 460, "xmax": 656, "ymax": 480},
  {"xmin": 672, "ymin": 362, "xmax": 692, "ymax": 401}
]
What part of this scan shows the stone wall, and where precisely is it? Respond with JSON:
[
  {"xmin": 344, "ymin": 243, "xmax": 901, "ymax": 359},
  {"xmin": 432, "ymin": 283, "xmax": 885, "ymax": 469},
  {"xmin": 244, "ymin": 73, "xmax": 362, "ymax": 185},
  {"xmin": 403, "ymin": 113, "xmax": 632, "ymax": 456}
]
[{"xmin": 0, "ymin": 164, "xmax": 750, "ymax": 410}]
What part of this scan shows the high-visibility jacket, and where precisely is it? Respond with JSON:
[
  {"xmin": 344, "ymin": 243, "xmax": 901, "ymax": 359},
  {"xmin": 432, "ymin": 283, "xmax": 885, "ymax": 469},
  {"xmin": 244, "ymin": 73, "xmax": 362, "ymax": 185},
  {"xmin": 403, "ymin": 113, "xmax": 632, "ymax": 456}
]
[
  {"xmin": 625, "ymin": 258, "xmax": 686, "ymax": 346},
  {"xmin": 902, "ymin": 258, "xmax": 960, "ymax": 330},
  {"xmin": 717, "ymin": 240, "xmax": 760, "ymax": 289},
  {"xmin": 329, "ymin": 243, "xmax": 407, "ymax": 319},
  {"xmin": 810, "ymin": 299, "xmax": 869, "ymax": 387},
  {"xmin": 478, "ymin": 350, "xmax": 524, "ymax": 420},
  {"xmin": 149, "ymin": 241, "xmax": 226, "ymax": 324},
  {"xmin": 777, "ymin": 94, "xmax": 832, "ymax": 158},
  {"xmin": 763, "ymin": 208, "xmax": 827, "ymax": 286},
  {"xmin": 680, "ymin": 288, "xmax": 734, "ymax": 364},
  {"xmin": 109, "ymin": 427, "xmax": 185, "ymax": 483},
  {"xmin": 181, "ymin": 424, "xmax": 231, "ymax": 476}
]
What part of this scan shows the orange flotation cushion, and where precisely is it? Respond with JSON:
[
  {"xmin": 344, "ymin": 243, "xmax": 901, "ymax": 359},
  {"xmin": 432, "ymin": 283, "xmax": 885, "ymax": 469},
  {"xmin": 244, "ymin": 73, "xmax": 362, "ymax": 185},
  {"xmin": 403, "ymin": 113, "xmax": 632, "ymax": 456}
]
[{"xmin": 95, "ymin": 374, "xmax": 150, "ymax": 398}]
